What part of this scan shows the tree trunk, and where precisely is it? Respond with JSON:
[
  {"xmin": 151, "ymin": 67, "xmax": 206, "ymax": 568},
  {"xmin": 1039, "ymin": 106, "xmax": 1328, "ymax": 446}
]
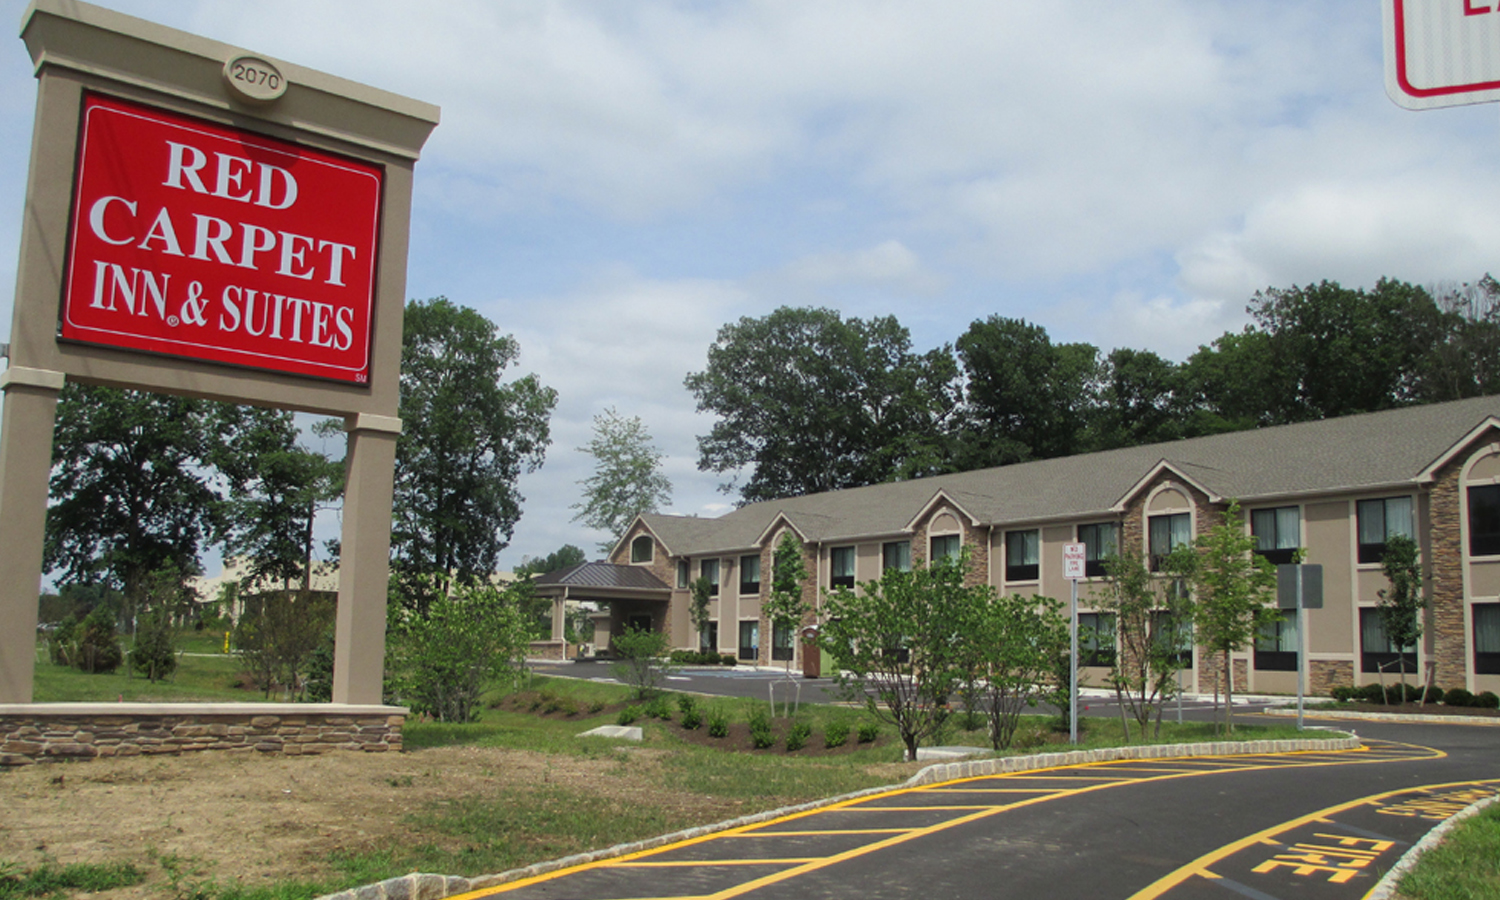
[{"xmin": 1222, "ymin": 650, "xmax": 1234, "ymax": 735}]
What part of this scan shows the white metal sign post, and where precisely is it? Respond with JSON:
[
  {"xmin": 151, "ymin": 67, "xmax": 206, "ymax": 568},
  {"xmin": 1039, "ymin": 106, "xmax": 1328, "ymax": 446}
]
[
  {"xmin": 1063, "ymin": 543, "xmax": 1086, "ymax": 744},
  {"xmin": 1385, "ymin": 0, "xmax": 1500, "ymax": 110}
]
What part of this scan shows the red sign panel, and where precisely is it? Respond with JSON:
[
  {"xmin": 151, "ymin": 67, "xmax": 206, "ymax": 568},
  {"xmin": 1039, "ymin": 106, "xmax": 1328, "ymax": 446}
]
[{"xmin": 61, "ymin": 94, "xmax": 383, "ymax": 383}]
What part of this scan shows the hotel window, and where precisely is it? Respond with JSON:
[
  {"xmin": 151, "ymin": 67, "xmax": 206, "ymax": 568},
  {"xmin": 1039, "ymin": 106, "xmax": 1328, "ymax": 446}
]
[
  {"xmin": 1469, "ymin": 485, "xmax": 1500, "ymax": 557},
  {"xmin": 1151, "ymin": 610, "xmax": 1193, "ymax": 669},
  {"xmin": 740, "ymin": 555, "xmax": 761, "ymax": 594},
  {"xmin": 630, "ymin": 535, "xmax": 653, "ymax": 563},
  {"xmin": 1357, "ymin": 497, "xmax": 1414, "ymax": 564},
  {"xmin": 1079, "ymin": 522, "xmax": 1119, "ymax": 577},
  {"xmin": 1005, "ymin": 530, "xmax": 1039, "ymax": 581},
  {"xmin": 831, "ymin": 546, "xmax": 856, "ymax": 589},
  {"xmin": 1078, "ymin": 612, "xmax": 1116, "ymax": 667},
  {"xmin": 1359, "ymin": 608, "xmax": 1417, "ymax": 674},
  {"xmin": 772, "ymin": 622, "xmax": 795, "ymax": 661},
  {"xmin": 738, "ymin": 620, "xmax": 759, "ymax": 661},
  {"xmin": 1251, "ymin": 507, "xmax": 1300, "ymax": 566},
  {"xmin": 1148, "ymin": 513, "xmax": 1191, "ymax": 571},
  {"xmin": 930, "ymin": 533, "xmax": 961, "ymax": 563},
  {"xmin": 883, "ymin": 540, "xmax": 911, "ymax": 572},
  {"xmin": 1475, "ymin": 604, "xmax": 1500, "ymax": 675},
  {"xmin": 699, "ymin": 621, "xmax": 719, "ymax": 653},
  {"xmin": 701, "ymin": 558, "xmax": 720, "ymax": 597},
  {"xmin": 676, "ymin": 560, "xmax": 689, "ymax": 589},
  {"xmin": 738, "ymin": 555, "xmax": 762, "ymax": 597},
  {"xmin": 1254, "ymin": 610, "xmax": 1298, "ymax": 671}
]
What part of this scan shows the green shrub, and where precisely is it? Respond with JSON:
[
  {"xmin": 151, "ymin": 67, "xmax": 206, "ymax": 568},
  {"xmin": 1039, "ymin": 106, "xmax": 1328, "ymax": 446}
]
[
  {"xmin": 73, "ymin": 606, "xmax": 124, "ymax": 674},
  {"xmin": 644, "ymin": 694, "xmax": 673, "ymax": 720},
  {"xmin": 680, "ymin": 708, "xmax": 703, "ymax": 730},
  {"xmin": 130, "ymin": 608, "xmax": 178, "ymax": 682},
  {"xmin": 1330, "ymin": 686, "xmax": 1356, "ymax": 703},
  {"xmin": 1423, "ymin": 684, "xmax": 1445, "ymax": 705},
  {"xmin": 1359, "ymin": 683, "xmax": 1388, "ymax": 704},
  {"xmin": 707, "ymin": 707, "xmax": 729, "ymax": 738},
  {"xmin": 1476, "ymin": 691, "xmax": 1499, "ymax": 709},
  {"xmin": 1444, "ymin": 687, "xmax": 1475, "ymax": 707},
  {"xmin": 720, "ymin": 654, "xmax": 737, "ymax": 666},
  {"xmin": 785, "ymin": 720, "xmax": 812, "ymax": 752},
  {"xmin": 748, "ymin": 707, "xmax": 775, "ymax": 749},
  {"xmin": 559, "ymin": 698, "xmax": 580, "ymax": 716},
  {"xmin": 676, "ymin": 694, "xmax": 698, "ymax": 716},
  {"xmin": 823, "ymin": 720, "xmax": 850, "ymax": 748},
  {"xmin": 617, "ymin": 705, "xmax": 642, "ymax": 725},
  {"xmin": 857, "ymin": 721, "xmax": 879, "ymax": 744},
  {"xmin": 610, "ymin": 627, "xmax": 673, "ymax": 699},
  {"xmin": 587, "ymin": 699, "xmax": 606, "ymax": 714}
]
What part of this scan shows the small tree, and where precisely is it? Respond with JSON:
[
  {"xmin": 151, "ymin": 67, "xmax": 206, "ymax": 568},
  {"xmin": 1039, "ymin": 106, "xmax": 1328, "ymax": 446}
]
[
  {"xmin": 1097, "ymin": 548, "xmax": 1196, "ymax": 741},
  {"xmin": 1191, "ymin": 501, "xmax": 1280, "ymax": 734},
  {"xmin": 387, "ymin": 578, "xmax": 531, "ymax": 722},
  {"xmin": 234, "ymin": 590, "xmax": 337, "ymax": 699},
  {"xmin": 73, "ymin": 605, "xmax": 124, "ymax": 674},
  {"xmin": 610, "ymin": 626, "xmax": 673, "ymax": 699},
  {"xmin": 1377, "ymin": 533, "xmax": 1425, "ymax": 701},
  {"xmin": 766, "ymin": 532, "xmax": 810, "ymax": 676},
  {"xmin": 820, "ymin": 552, "xmax": 978, "ymax": 761},
  {"xmin": 688, "ymin": 577, "xmax": 714, "ymax": 650},
  {"xmin": 131, "ymin": 607, "xmax": 178, "ymax": 683},
  {"xmin": 967, "ymin": 592, "xmax": 1069, "ymax": 750}
]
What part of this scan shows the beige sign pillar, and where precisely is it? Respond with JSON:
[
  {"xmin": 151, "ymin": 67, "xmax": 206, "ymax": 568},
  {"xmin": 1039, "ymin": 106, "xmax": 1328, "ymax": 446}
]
[{"xmin": 0, "ymin": 1, "xmax": 437, "ymax": 704}]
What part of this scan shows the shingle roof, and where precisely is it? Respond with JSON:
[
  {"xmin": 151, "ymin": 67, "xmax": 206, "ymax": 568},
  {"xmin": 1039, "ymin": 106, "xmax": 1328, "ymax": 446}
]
[
  {"xmin": 533, "ymin": 561, "xmax": 670, "ymax": 591},
  {"xmin": 647, "ymin": 396, "xmax": 1500, "ymax": 555}
]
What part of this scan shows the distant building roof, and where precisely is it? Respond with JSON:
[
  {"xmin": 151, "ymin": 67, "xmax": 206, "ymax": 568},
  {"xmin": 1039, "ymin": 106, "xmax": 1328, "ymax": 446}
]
[
  {"xmin": 534, "ymin": 562, "xmax": 670, "ymax": 593},
  {"xmin": 635, "ymin": 395, "xmax": 1500, "ymax": 555}
]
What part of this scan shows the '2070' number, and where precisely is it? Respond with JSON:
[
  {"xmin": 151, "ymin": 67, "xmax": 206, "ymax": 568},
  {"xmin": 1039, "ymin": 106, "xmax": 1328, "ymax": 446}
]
[{"xmin": 231, "ymin": 62, "xmax": 281, "ymax": 91}]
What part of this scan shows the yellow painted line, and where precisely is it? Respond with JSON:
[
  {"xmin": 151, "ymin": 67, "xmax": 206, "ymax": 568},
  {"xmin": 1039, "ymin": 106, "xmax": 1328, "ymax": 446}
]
[
  {"xmin": 734, "ymin": 828, "xmax": 910, "ymax": 837},
  {"xmin": 452, "ymin": 741, "xmax": 1416, "ymax": 900},
  {"xmin": 922, "ymin": 787, "xmax": 1068, "ymax": 793},
  {"xmin": 844, "ymin": 804, "xmax": 1012, "ymax": 811},
  {"xmin": 614, "ymin": 859, "xmax": 817, "ymax": 868},
  {"xmin": 1125, "ymin": 778, "xmax": 1500, "ymax": 900}
]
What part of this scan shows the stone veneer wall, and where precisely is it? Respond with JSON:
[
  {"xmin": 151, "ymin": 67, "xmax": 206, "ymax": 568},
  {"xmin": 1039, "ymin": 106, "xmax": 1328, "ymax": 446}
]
[
  {"xmin": 0, "ymin": 703, "xmax": 405, "ymax": 767},
  {"xmin": 1310, "ymin": 659, "xmax": 1355, "ymax": 697},
  {"xmin": 1429, "ymin": 450, "xmax": 1470, "ymax": 690}
]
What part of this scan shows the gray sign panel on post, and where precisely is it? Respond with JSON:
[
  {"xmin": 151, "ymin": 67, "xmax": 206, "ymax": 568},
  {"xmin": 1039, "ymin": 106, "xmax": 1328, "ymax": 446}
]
[{"xmin": 1277, "ymin": 564, "xmax": 1323, "ymax": 610}]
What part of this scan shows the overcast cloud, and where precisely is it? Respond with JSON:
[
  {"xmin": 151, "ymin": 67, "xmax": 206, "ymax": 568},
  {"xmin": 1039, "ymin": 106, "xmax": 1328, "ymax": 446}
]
[{"xmin": 2, "ymin": 1, "xmax": 1498, "ymax": 572}]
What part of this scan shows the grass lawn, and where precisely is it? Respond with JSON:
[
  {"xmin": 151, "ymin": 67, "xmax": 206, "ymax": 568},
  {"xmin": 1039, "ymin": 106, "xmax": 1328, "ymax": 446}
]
[
  {"xmin": 1397, "ymin": 802, "xmax": 1500, "ymax": 900},
  {"xmin": 30, "ymin": 630, "xmax": 257, "ymax": 703}
]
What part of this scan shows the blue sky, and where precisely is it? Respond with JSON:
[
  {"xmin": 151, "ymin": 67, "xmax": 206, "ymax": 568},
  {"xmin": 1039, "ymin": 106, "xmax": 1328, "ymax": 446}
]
[{"xmin": 4, "ymin": 1, "xmax": 1500, "ymax": 574}]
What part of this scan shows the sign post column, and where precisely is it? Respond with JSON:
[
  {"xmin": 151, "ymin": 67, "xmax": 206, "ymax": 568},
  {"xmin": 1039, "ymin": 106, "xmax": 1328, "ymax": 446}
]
[
  {"xmin": 1063, "ymin": 542, "xmax": 1086, "ymax": 744},
  {"xmin": 0, "ymin": 368, "xmax": 64, "ymax": 702}
]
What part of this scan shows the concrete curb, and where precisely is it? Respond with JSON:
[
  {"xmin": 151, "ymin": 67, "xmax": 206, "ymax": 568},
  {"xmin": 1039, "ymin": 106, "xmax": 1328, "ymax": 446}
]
[
  {"xmin": 1262, "ymin": 707, "xmax": 1500, "ymax": 726},
  {"xmin": 312, "ymin": 734, "xmax": 1361, "ymax": 900},
  {"xmin": 1364, "ymin": 795, "xmax": 1498, "ymax": 900}
]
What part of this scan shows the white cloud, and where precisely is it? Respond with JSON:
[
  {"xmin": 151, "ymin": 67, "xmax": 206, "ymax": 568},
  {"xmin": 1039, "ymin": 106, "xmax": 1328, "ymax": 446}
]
[{"xmin": 779, "ymin": 240, "xmax": 943, "ymax": 295}]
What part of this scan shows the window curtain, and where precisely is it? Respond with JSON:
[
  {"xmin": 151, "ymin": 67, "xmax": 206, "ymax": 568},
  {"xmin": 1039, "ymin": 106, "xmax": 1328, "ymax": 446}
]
[{"xmin": 1475, "ymin": 605, "xmax": 1500, "ymax": 653}]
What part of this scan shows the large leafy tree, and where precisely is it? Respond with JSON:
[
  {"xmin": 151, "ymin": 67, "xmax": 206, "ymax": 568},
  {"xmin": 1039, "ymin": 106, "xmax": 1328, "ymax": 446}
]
[
  {"xmin": 953, "ymin": 315, "xmax": 1098, "ymax": 468},
  {"xmin": 1096, "ymin": 548, "xmax": 1196, "ymax": 741},
  {"xmin": 46, "ymin": 384, "xmax": 223, "ymax": 615},
  {"xmin": 572, "ymin": 407, "xmax": 672, "ymax": 551},
  {"xmin": 685, "ymin": 306, "xmax": 959, "ymax": 503},
  {"xmin": 212, "ymin": 407, "xmax": 343, "ymax": 593},
  {"xmin": 393, "ymin": 297, "xmax": 558, "ymax": 611}
]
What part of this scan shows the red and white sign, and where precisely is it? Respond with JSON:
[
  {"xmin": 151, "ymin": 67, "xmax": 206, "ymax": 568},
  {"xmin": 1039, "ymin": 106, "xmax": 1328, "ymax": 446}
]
[
  {"xmin": 1063, "ymin": 542, "xmax": 1086, "ymax": 581},
  {"xmin": 1385, "ymin": 0, "xmax": 1500, "ymax": 110},
  {"xmin": 60, "ymin": 94, "xmax": 384, "ymax": 383}
]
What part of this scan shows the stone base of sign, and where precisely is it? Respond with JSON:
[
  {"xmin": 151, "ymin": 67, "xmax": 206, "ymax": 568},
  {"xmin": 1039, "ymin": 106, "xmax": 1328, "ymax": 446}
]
[{"xmin": 0, "ymin": 703, "xmax": 405, "ymax": 766}]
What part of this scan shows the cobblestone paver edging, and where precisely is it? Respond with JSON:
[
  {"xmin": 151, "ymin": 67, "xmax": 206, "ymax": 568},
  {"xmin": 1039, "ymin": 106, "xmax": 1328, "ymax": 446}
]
[
  {"xmin": 1365, "ymin": 795, "xmax": 1498, "ymax": 900},
  {"xmin": 316, "ymin": 734, "xmax": 1360, "ymax": 900}
]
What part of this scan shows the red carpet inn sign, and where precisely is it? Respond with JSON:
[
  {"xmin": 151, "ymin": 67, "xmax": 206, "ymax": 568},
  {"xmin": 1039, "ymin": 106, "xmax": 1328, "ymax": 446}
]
[
  {"xmin": 0, "ymin": 0, "xmax": 437, "ymax": 730},
  {"xmin": 65, "ymin": 95, "xmax": 381, "ymax": 383}
]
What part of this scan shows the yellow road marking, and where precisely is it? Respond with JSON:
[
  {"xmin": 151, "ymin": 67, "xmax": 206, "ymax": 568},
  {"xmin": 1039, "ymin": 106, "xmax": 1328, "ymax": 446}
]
[
  {"xmin": 1125, "ymin": 777, "xmax": 1500, "ymax": 900},
  {"xmin": 734, "ymin": 828, "xmax": 909, "ymax": 836},
  {"xmin": 614, "ymin": 859, "xmax": 818, "ymax": 867},
  {"xmin": 451, "ymin": 741, "xmax": 1432, "ymax": 900}
]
